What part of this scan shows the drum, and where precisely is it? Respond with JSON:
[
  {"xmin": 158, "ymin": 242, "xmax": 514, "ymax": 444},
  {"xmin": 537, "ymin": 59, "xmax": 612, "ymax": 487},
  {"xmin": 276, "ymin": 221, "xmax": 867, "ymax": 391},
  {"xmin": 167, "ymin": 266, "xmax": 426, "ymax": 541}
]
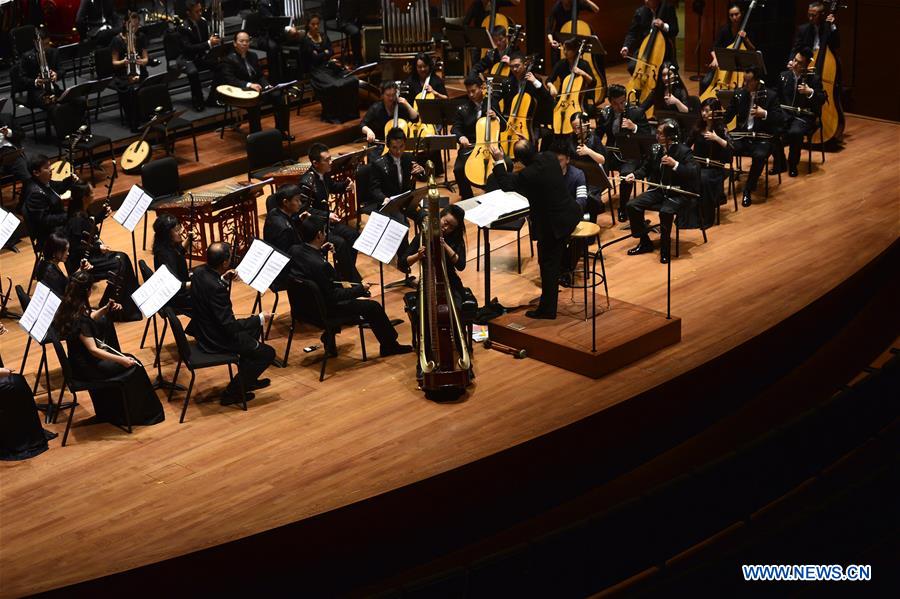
[{"xmin": 216, "ymin": 85, "xmax": 261, "ymax": 108}]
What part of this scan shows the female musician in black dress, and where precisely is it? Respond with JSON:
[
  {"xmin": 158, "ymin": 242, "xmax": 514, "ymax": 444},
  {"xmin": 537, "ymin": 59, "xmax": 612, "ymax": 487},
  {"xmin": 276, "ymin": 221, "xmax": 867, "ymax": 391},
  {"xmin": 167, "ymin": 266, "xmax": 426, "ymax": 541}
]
[
  {"xmin": 52, "ymin": 270, "xmax": 164, "ymax": 429},
  {"xmin": 110, "ymin": 12, "xmax": 151, "ymax": 131},
  {"xmin": 1, "ymin": 323, "xmax": 54, "ymax": 461},
  {"xmin": 37, "ymin": 231, "xmax": 73, "ymax": 296},
  {"xmin": 404, "ymin": 53, "xmax": 449, "ymax": 102},
  {"xmin": 64, "ymin": 183, "xmax": 142, "ymax": 321},
  {"xmin": 152, "ymin": 213, "xmax": 193, "ymax": 315},
  {"xmin": 401, "ymin": 204, "xmax": 468, "ymax": 309},
  {"xmin": 686, "ymin": 97, "xmax": 734, "ymax": 227},
  {"xmin": 302, "ymin": 12, "xmax": 359, "ymax": 124},
  {"xmin": 641, "ymin": 62, "xmax": 700, "ymax": 114}
]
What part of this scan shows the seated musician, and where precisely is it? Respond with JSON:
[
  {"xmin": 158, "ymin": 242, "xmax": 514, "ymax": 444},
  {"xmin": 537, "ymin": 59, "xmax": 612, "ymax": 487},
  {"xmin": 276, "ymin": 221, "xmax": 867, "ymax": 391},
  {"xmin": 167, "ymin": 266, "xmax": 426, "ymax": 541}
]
[
  {"xmin": 110, "ymin": 12, "xmax": 150, "ymax": 132},
  {"xmin": 686, "ymin": 98, "xmax": 734, "ymax": 227},
  {"xmin": 303, "ymin": 12, "xmax": 359, "ymax": 124},
  {"xmin": 17, "ymin": 29, "xmax": 64, "ymax": 112},
  {"xmin": 152, "ymin": 214, "xmax": 193, "ymax": 315},
  {"xmin": 21, "ymin": 154, "xmax": 74, "ymax": 249},
  {"xmin": 596, "ymin": 84, "xmax": 652, "ymax": 222},
  {"xmin": 773, "ymin": 48, "xmax": 825, "ymax": 178},
  {"xmin": 0, "ymin": 115, "xmax": 28, "ymax": 185},
  {"xmin": 547, "ymin": 37, "xmax": 595, "ymax": 100},
  {"xmin": 218, "ymin": 30, "xmax": 293, "ymax": 140},
  {"xmin": 555, "ymin": 144, "xmax": 593, "ymax": 221},
  {"xmin": 369, "ymin": 127, "xmax": 427, "ymax": 266},
  {"xmin": 298, "ymin": 144, "xmax": 362, "ymax": 282},
  {"xmin": 546, "ymin": 0, "xmax": 600, "ymax": 54},
  {"xmin": 246, "ymin": 0, "xmax": 305, "ymax": 85},
  {"xmin": 177, "ymin": 0, "xmax": 223, "ymax": 112},
  {"xmin": 451, "ymin": 75, "xmax": 504, "ymax": 200},
  {"xmin": 187, "ymin": 242, "xmax": 276, "ymax": 405},
  {"xmin": 793, "ymin": 1, "xmax": 839, "ymax": 59},
  {"xmin": 620, "ymin": 0, "xmax": 680, "ymax": 68},
  {"xmin": 64, "ymin": 183, "xmax": 142, "ymax": 321},
  {"xmin": 263, "ymin": 184, "xmax": 309, "ymax": 280},
  {"xmin": 723, "ymin": 67, "xmax": 781, "ymax": 206},
  {"xmin": 463, "ymin": 0, "xmax": 520, "ymax": 67},
  {"xmin": 361, "ymin": 81, "xmax": 418, "ymax": 162},
  {"xmin": 294, "ymin": 216, "xmax": 413, "ymax": 358},
  {"xmin": 52, "ymin": 270, "xmax": 165, "ymax": 427},
  {"xmin": 469, "ymin": 26, "xmax": 513, "ymax": 80},
  {"xmin": 75, "ymin": 0, "xmax": 121, "ymax": 46},
  {"xmin": 502, "ymin": 53, "xmax": 553, "ymax": 148},
  {"xmin": 642, "ymin": 62, "xmax": 700, "ymax": 114},
  {"xmin": 569, "ymin": 111, "xmax": 606, "ymax": 165},
  {"xmin": 623, "ymin": 119, "xmax": 699, "ymax": 264},
  {"xmin": 404, "ymin": 53, "xmax": 448, "ymax": 102}
]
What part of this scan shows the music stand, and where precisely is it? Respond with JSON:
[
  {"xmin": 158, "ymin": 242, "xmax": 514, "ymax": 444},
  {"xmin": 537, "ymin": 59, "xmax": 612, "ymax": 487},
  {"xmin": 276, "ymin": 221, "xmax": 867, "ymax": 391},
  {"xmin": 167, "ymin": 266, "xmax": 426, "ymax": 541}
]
[
  {"xmin": 465, "ymin": 27, "xmax": 494, "ymax": 50},
  {"xmin": 207, "ymin": 41, "xmax": 234, "ymax": 63},
  {"xmin": 375, "ymin": 188, "xmax": 421, "ymax": 304},
  {"xmin": 715, "ymin": 89, "xmax": 737, "ymax": 111},
  {"xmin": 139, "ymin": 69, "xmax": 181, "ymax": 90},
  {"xmin": 715, "ymin": 47, "xmax": 766, "ymax": 75},
  {"xmin": 263, "ymin": 16, "xmax": 292, "ymax": 37},
  {"xmin": 653, "ymin": 109, "xmax": 701, "ymax": 135},
  {"xmin": 616, "ymin": 133, "xmax": 656, "ymax": 163},
  {"xmin": 331, "ymin": 148, "xmax": 366, "ymax": 173},
  {"xmin": 343, "ymin": 62, "xmax": 378, "ymax": 80},
  {"xmin": 554, "ymin": 33, "xmax": 606, "ymax": 56},
  {"xmin": 414, "ymin": 133, "xmax": 457, "ymax": 188},
  {"xmin": 58, "ymin": 77, "xmax": 111, "ymax": 125}
]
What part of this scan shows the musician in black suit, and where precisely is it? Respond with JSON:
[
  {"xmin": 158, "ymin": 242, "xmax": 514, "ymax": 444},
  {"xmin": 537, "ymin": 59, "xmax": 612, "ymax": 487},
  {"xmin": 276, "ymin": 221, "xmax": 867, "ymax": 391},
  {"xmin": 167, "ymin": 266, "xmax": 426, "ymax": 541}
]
[
  {"xmin": 792, "ymin": 1, "xmax": 840, "ymax": 58},
  {"xmin": 488, "ymin": 140, "xmax": 582, "ymax": 319},
  {"xmin": 620, "ymin": 0, "xmax": 679, "ymax": 67},
  {"xmin": 178, "ymin": 0, "xmax": 223, "ymax": 111},
  {"xmin": 369, "ymin": 127, "xmax": 426, "ymax": 267},
  {"xmin": 773, "ymin": 48, "xmax": 825, "ymax": 178},
  {"xmin": 452, "ymin": 75, "xmax": 505, "ymax": 200},
  {"xmin": 17, "ymin": 29, "xmax": 64, "ymax": 108},
  {"xmin": 722, "ymin": 67, "xmax": 782, "ymax": 206},
  {"xmin": 263, "ymin": 184, "xmax": 308, "ymax": 282},
  {"xmin": 623, "ymin": 120, "xmax": 699, "ymax": 264},
  {"xmin": 75, "ymin": 0, "xmax": 121, "ymax": 46},
  {"xmin": 294, "ymin": 216, "xmax": 413, "ymax": 357},
  {"xmin": 21, "ymin": 154, "xmax": 73, "ymax": 248},
  {"xmin": 110, "ymin": 13, "xmax": 151, "ymax": 131},
  {"xmin": 361, "ymin": 81, "xmax": 418, "ymax": 162},
  {"xmin": 0, "ymin": 115, "xmax": 28, "ymax": 185},
  {"xmin": 218, "ymin": 30, "xmax": 293, "ymax": 139},
  {"xmin": 596, "ymin": 84, "xmax": 652, "ymax": 221},
  {"xmin": 298, "ymin": 144, "xmax": 362, "ymax": 282},
  {"xmin": 186, "ymin": 242, "xmax": 275, "ymax": 405},
  {"xmin": 470, "ymin": 26, "xmax": 515, "ymax": 80}
]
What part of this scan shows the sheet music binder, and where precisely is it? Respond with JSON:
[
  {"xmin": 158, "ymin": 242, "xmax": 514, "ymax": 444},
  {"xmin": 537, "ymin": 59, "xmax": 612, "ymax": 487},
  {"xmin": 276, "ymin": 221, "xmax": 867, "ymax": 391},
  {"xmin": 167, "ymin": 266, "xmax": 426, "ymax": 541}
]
[
  {"xmin": 18, "ymin": 282, "xmax": 61, "ymax": 343},
  {"xmin": 236, "ymin": 239, "xmax": 291, "ymax": 293},
  {"xmin": 353, "ymin": 212, "xmax": 409, "ymax": 264}
]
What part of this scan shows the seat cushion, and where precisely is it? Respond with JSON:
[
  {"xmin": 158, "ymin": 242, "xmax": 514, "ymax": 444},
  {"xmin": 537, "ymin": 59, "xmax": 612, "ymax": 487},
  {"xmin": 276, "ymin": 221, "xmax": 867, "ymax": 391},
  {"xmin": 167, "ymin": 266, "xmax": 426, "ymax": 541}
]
[{"xmin": 186, "ymin": 342, "xmax": 238, "ymax": 368}]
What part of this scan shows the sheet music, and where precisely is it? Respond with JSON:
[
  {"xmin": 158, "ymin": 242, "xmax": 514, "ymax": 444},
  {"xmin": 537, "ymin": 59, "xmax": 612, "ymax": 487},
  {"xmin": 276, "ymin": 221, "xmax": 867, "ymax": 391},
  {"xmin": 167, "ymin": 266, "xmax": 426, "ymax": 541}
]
[
  {"xmin": 353, "ymin": 212, "xmax": 410, "ymax": 264},
  {"xmin": 460, "ymin": 190, "xmax": 530, "ymax": 228},
  {"xmin": 130, "ymin": 265, "xmax": 183, "ymax": 319},
  {"xmin": 0, "ymin": 207, "xmax": 19, "ymax": 249},
  {"xmin": 18, "ymin": 282, "xmax": 60, "ymax": 343},
  {"xmin": 114, "ymin": 185, "xmax": 152, "ymax": 232},
  {"xmin": 236, "ymin": 239, "xmax": 289, "ymax": 293}
]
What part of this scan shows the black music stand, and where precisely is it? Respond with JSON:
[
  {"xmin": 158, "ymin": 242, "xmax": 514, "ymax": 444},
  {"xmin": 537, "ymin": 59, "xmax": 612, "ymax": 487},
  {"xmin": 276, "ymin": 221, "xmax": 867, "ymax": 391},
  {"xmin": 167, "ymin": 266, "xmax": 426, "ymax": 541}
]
[
  {"xmin": 715, "ymin": 89, "xmax": 737, "ymax": 111},
  {"xmin": 207, "ymin": 41, "xmax": 234, "ymax": 63},
  {"xmin": 715, "ymin": 47, "xmax": 766, "ymax": 75},
  {"xmin": 58, "ymin": 77, "xmax": 111, "ymax": 125},
  {"xmin": 415, "ymin": 132, "xmax": 458, "ymax": 189},
  {"xmin": 375, "ymin": 188, "xmax": 423, "ymax": 305},
  {"xmin": 331, "ymin": 148, "xmax": 366, "ymax": 173},
  {"xmin": 139, "ymin": 69, "xmax": 180, "ymax": 90},
  {"xmin": 653, "ymin": 109, "xmax": 701, "ymax": 135},
  {"xmin": 263, "ymin": 16, "xmax": 292, "ymax": 37},
  {"xmin": 616, "ymin": 133, "xmax": 656, "ymax": 163},
  {"xmin": 343, "ymin": 62, "xmax": 378, "ymax": 80}
]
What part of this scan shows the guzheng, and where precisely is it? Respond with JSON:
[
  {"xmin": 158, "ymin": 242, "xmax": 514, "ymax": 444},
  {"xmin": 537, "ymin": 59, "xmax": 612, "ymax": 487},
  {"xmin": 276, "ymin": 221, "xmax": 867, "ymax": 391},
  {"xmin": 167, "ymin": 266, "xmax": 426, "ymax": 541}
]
[{"xmin": 269, "ymin": 162, "xmax": 312, "ymax": 188}]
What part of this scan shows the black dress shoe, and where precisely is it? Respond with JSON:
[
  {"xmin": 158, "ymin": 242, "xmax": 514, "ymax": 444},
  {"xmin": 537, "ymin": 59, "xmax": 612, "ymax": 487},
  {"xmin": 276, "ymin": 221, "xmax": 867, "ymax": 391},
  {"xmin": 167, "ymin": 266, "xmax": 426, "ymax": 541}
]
[
  {"xmin": 627, "ymin": 242, "xmax": 654, "ymax": 256},
  {"xmin": 282, "ymin": 133, "xmax": 296, "ymax": 142},
  {"xmin": 319, "ymin": 333, "xmax": 338, "ymax": 357},
  {"xmin": 220, "ymin": 391, "xmax": 255, "ymax": 406},
  {"xmin": 768, "ymin": 167, "xmax": 785, "ymax": 176},
  {"xmin": 742, "ymin": 192, "xmax": 752, "ymax": 207},
  {"xmin": 525, "ymin": 309, "xmax": 556, "ymax": 319},
  {"xmin": 789, "ymin": 168, "xmax": 798, "ymax": 177},
  {"xmin": 380, "ymin": 343, "xmax": 414, "ymax": 357},
  {"xmin": 248, "ymin": 378, "xmax": 271, "ymax": 391},
  {"xmin": 617, "ymin": 211, "xmax": 628, "ymax": 223}
]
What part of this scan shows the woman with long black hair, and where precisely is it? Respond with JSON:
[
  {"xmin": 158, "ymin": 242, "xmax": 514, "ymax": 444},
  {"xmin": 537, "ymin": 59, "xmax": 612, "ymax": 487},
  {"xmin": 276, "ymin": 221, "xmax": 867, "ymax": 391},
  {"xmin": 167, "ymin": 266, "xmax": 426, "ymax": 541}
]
[
  {"xmin": 52, "ymin": 270, "xmax": 164, "ymax": 429},
  {"xmin": 302, "ymin": 12, "xmax": 359, "ymax": 124},
  {"xmin": 686, "ymin": 97, "xmax": 734, "ymax": 227},
  {"xmin": 152, "ymin": 213, "xmax": 193, "ymax": 315}
]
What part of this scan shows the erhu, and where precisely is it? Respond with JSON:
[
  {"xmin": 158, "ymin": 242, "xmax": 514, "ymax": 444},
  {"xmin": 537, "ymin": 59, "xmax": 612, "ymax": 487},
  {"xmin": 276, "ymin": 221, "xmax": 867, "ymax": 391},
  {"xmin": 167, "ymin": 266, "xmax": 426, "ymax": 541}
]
[
  {"xmin": 126, "ymin": 19, "xmax": 141, "ymax": 83},
  {"xmin": 210, "ymin": 0, "xmax": 225, "ymax": 39},
  {"xmin": 417, "ymin": 161, "xmax": 470, "ymax": 399},
  {"xmin": 34, "ymin": 30, "xmax": 56, "ymax": 104}
]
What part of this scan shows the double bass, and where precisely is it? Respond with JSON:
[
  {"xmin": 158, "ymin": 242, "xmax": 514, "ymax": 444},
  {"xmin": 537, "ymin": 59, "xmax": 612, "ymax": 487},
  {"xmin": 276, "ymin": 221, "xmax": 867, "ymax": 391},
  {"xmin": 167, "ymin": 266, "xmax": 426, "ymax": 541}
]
[
  {"xmin": 553, "ymin": 40, "xmax": 588, "ymax": 136},
  {"xmin": 382, "ymin": 82, "xmax": 411, "ymax": 155},
  {"xmin": 813, "ymin": 0, "xmax": 845, "ymax": 144},
  {"xmin": 408, "ymin": 60, "xmax": 443, "ymax": 141},
  {"xmin": 500, "ymin": 54, "xmax": 542, "ymax": 156},
  {"xmin": 488, "ymin": 24, "xmax": 524, "ymax": 79},
  {"xmin": 481, "ymin": 0, "xmax": 512, "ymax": 58},
  {"xmin": 625, "ymin": 0, "xmax": 670, "ymax": 114},
  {"xmin": 417, "ymin": 162, "xmax": 470, "ymax": 398},
  {"xmin": 558, "ymin": 0, "xmax": 603, "ymax": 102},
  {"xmin": 700, "ymin": 0, "xmax": 762, "ymax": 105},
  {"xmin": 464, "ymin": 77, "xmax": 499, "ymax": 188}
]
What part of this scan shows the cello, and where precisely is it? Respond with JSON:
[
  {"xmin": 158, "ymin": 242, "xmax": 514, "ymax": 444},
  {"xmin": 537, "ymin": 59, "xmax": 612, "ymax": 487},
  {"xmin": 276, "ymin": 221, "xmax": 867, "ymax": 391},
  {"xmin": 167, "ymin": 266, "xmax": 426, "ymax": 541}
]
[
  {"xmin": 500, "ymin": 54, "xmax": 542, "ymax": 156},
  {"xmin": 382, "ymin": 82, "xmax": 411, "ymax": 155},
  {"xmin": 625, "ymin": 0, "xmax": 670, "ymax": 115},
  {"xmin": 813, "ymin": 0, "xmax": 845, "ymax": 144},
  {"xmin": 488, "ymin": 24, "xmax": 524, "ymax": 79},
  {"xmin": 558, "ymin": 0, "xmax": 603, "ymax": 102},
  {"xmin": 417, "ymin": 162, "xmax": 471, "ymax": 398},
  {"xmin": 700, "ymin": 0, "xmax": 762, "ymax": 104},
  {"xmin": 553, "ymin": 40, "xmax": 588, "ymax": 136},
  {"xmin": 481, "ymin": 0, "xmax": 512, "ymax": 58},
  {"xmin": 464, "ymin": 77, "xmax": 500, "ymax": 188},
  {"xmin": 408, "ymin": 60, "xmax": 444, "ymax": 141}
]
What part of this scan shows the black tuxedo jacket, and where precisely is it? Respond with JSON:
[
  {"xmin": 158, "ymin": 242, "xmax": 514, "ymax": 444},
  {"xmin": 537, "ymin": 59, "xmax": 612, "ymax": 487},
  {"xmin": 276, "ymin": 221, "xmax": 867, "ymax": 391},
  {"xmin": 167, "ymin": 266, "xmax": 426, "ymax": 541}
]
[
  {"xmin": 18, "ymin": 48, "xmax": 63, "ymax": 93},
  {"xmin": 22, "ymin": 179, "xmax": 70, "ymax": 245},
  {"xmin": 369, "ymin": 153, "xmax": 419, "ymax": 206},
  {"xmin": 792, "ymin": 22, "xmax": 840, "ymax": 57},
  {"xmin": 219, "ymin": 51, "xmax": 269, "ymax": 89},
  {"xmin": 186, "ymin": 264, "xmax": 262, "ymax": 353},
  {"xmin": 623, "ymin": 4, "xmax": 679, "ymax": 53},
  {"xmin": 634, "ymin": 142, "xmax": 699, "ymax": 192},
  {"xmin": 596, "ymin": 104, "xmax": 652, "ymax": 146},
  {"xmin": 776, "ymin": 70, "xmax": 825, "ymax": 126},
  {"xmin": 491, "ymin": 152, "xmax": 582, "ymax": 242},
  {"xmin": 178, "ymin": 18, "xmax": 213, "ymax": 61},
  {"xmin": 451, "ymin": 96, "xmax": 505, "ymax": 143},
  {"xmin": 298, "ymin": 168, "xmax": 350, "ymax": 218},
  {"xmin": 723, "ymin": 86, "xmax": 782, "ymax": 133},
  {"xmin": 263, "ymin": 207, "xmax": 302, "ymax": 256},
  {"xmin": 292, "ymin": 243, "xmax": 366, "ymax": 308}
]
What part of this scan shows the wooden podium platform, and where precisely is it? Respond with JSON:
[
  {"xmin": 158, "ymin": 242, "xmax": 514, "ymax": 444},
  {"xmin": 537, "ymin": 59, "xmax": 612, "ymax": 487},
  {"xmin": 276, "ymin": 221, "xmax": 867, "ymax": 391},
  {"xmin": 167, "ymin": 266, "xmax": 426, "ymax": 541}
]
[{"xmin": 488, "ymin": 298, "xmax": 681, "ymax": 379}]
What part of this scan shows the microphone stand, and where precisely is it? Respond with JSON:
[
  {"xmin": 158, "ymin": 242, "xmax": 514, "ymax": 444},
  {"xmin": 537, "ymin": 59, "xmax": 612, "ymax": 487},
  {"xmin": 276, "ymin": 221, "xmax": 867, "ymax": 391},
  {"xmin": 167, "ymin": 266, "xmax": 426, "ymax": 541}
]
[{"xmin": 98, "ymin": 158, "xmax": 118, "ymax": 235}]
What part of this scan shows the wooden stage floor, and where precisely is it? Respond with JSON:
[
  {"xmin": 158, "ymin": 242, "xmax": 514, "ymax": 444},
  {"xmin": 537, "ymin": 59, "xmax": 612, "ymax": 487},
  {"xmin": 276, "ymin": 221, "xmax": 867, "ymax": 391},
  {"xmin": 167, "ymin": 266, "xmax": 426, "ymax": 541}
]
[{"xmin": 1, "ymin": 70, "xmax": 899, "ymax": 595}]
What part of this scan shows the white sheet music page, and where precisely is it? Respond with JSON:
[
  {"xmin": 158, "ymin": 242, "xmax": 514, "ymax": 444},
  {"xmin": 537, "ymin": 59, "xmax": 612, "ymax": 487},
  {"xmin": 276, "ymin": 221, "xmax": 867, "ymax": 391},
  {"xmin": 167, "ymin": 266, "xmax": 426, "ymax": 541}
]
[
  {"xmin": 0, "ymin": 208, "xmax": 19, "ymax": 249},
  {"xmin": 131, "ymin": 265, "xmax": 183, "ymax": 319},
  {"xmin": 372, "ymin": 219, "xmax": 409, "ymax": 263},
  {"xmin": 462, "ymin": 190, "xmax": 530, "ymax": 228},
  {"xmin": 253, "ymin": 249, "xmax": 290, "ymax": 294},
  {"xmin": 18, "ymin": 282, "xmax": 49, "ymax": 334},
  {"xmin": 114, "ymin": 185, "xmax": 146, "ymax": 228},
  {"xmin": 353, "ymin": 211, "xmax": 389, "ymax": 256},
  {"xmin": 236, "ymin": 239, "xmax": 273, "ymax": 291},
  {"xmin": 32, "ymin": 291, "xmax": 60, "ymax": 343},
  {"xmin": 122, "ymin": 188, "xmax": 154, "ymax": 232}
]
